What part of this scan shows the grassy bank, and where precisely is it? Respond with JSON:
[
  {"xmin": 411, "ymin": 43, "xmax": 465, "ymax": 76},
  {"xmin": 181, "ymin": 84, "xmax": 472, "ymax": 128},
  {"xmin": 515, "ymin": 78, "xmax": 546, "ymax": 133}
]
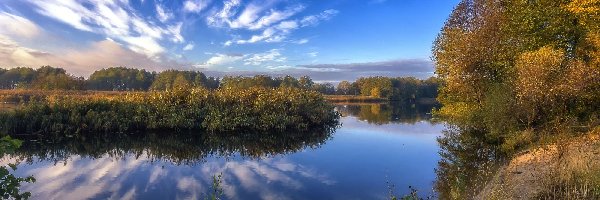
[{"xmin": 0, "ymin": 87, "xmax": 339, "ymax": 135}]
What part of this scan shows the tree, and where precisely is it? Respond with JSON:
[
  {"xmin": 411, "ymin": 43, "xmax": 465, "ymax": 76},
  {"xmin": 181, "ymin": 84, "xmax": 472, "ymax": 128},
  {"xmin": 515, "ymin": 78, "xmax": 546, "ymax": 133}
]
[
  {"xmin": 0, "ymin": 68, "xmax": 35, "ymax": 89},
  {"xmin": 336, "ymin": 81, "xmax": 353, "ymax": 95},
  {"xmin": 87, "ymin": 67, "xmax": 154, "ymax": 91},
  {"xmin": 355, "ymin": 77, "xmax": 392, "ymax": 98},
  {"xmin": 312, "ymin": 83, "xmax": 335, "ymax": 95},
  {"xmin": 298, "ymin": 76, "xmax": 314, "ymax": 89},
  {"xmin": 150, "ymin": 70, "xmax": 215, "ymax": 91},
  {"xmin": 280, "ymin": 76, "xmax": 300, "ymax": 88},
  {"xmin": 30, "ymin": 66, "xmax": 84, "ymax": 90},
  {"xmin": 433, "ymin": 0, "xmax": 600, "ymax": 151}
]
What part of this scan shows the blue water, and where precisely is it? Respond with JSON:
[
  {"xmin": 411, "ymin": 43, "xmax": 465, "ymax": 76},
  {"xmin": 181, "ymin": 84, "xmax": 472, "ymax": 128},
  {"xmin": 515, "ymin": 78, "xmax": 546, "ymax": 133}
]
[{"xmin": 2, "ymin": 103, "xmax": 444, "ymax": 200}]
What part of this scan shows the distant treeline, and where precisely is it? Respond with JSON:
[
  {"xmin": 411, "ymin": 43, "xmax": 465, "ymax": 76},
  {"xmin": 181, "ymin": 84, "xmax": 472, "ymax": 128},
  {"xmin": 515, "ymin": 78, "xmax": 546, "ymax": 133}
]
[{"xmin": 0, "ymin": 66, "xmax": 439, "ymax": 100}]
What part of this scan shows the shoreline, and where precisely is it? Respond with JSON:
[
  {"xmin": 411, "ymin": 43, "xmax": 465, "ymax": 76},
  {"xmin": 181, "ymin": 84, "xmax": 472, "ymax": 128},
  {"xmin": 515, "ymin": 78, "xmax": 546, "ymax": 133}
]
[{"xmin": 477, "ymin": 129, "xmax": 600, "ymax": 199}]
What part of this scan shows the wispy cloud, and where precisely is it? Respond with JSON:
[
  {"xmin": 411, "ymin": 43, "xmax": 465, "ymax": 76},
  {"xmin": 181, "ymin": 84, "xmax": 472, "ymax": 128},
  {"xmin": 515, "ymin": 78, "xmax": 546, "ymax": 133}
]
[
  {"xmin": 244, "ymin": 49, "xmax": 286, "ymax": 66},
  {"xmin": 206, "ymin": 0, "xmax": 242, "ymax": 27},
  {"xmin": 293, "ymin": 38, "xmax": 309, "ymax": 44},
  {"xmin": 300, "ymin": 9, "xmax": 339, "ymax": 27},
  {"xmin": 194, "ymin": 53, "xmax": 244, "ymax": 68},
  {"xmin": 0, "ymin": 35, "xmax": 70, "ymax": 68},
  {"xmin": 206, "ymin": 0, "xmax": 337, "ymax": 46},
  {"xmin": 155, "ymin": 3, "xmax": 173, "ymax": 22},
  {"xmin": 207, "ymin": 1, "xmax": 303, "ymax": 30},
  {"xmin": 183, "ymin": 0, "xmax": 212, "ymax": 13},
  {"xmin": 0, "ymin": 12, "xmax": 42, "ymax": 39},
  {"xmin": 183, "ymin": 43, "xmax": 195, "ymax": 51},
  {"xmin": 0, "ymin": 36, "xmax": 186, "ymax": 76},
  {"xmin": 27, "ymin": 0, "xmax": 184, "ymax": 59}
]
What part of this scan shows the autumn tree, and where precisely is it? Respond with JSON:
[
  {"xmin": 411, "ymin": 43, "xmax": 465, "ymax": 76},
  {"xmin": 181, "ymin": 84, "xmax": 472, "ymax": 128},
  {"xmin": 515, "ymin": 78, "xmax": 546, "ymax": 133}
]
[{"xmin": 434, "ymin": 0, "xmax": 600, "ymax": 151}]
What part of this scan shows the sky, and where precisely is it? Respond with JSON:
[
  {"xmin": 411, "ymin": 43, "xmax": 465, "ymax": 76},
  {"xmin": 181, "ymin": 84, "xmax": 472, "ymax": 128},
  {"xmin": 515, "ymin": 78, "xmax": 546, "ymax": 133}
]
[{"xmin": 0, "ymin": 0, "xmax": 459, "ymax": 81}]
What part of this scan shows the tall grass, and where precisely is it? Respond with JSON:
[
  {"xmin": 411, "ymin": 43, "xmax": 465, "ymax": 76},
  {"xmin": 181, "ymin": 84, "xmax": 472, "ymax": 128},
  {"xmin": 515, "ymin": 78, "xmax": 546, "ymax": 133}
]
[{"xmin": 0, "ymin": 87, "xmax": 339, "ymax": 135}]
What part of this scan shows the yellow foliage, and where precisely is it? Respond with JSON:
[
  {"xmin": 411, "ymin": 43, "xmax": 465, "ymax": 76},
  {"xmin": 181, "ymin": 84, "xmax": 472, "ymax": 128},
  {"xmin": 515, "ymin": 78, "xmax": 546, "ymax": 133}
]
[
  {"xmin": 515, "ymin": 46, "xmax": 564, "ymax": 108},
  {"xmin": 566, "ymin": 0, "xmax": 600, "ymax": 14}
]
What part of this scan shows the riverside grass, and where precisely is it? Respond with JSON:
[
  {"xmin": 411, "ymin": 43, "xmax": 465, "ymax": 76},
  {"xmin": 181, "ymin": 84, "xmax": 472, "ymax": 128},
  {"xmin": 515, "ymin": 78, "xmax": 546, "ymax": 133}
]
[{"xmin": 0, "ymin": 87, "xmax": 339, "ymax": 135}]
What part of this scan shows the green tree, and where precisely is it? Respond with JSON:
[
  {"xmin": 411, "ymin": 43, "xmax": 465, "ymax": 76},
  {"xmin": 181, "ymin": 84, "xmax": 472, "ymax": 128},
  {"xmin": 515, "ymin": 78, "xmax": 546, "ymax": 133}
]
[
  {"xmin": 356, "ymin": 77, "xmax": 392, "ymax": 98},
  {"xmin": 150, "ymin": 70, "xmax": 216, "ymax": 91},
  {"xmin": 87, "ymin": 67, "xmax": 155, "ymax": 91},
  {"xmin": 30, "ymin": 66, "xmax": 84, "ymax": 90},
  {"xmin": 0, "ymin": 68, "xmax": 35, "ymax": 89}
]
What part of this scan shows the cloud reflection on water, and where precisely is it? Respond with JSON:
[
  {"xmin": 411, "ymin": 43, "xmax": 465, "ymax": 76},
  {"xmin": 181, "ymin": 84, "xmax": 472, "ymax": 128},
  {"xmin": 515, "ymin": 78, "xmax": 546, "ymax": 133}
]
[{"xmin": 3, "ymin": 152, "xmax": 334, "ymax": 200}]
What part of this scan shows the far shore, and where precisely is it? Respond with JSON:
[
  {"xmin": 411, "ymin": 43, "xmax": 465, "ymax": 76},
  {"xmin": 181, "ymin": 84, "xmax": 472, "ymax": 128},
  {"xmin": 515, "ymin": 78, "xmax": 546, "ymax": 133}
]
[{"xmin": 324, "ymin": 95, "xmax": 438, "ymax": 104}]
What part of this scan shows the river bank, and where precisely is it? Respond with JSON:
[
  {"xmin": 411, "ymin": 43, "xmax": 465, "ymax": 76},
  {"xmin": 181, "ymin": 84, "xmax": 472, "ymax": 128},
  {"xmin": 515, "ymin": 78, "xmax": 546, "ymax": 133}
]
[{"xmin": 478, "ymin": 127, "xmax": 600, "ymax": 199}]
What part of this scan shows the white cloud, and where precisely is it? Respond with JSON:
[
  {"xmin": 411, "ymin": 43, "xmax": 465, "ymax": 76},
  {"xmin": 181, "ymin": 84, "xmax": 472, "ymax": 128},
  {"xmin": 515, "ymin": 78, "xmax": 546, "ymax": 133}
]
[
  {"xmin": 231, "ymin": 27, "xmax": 278, "ymax": 45},
  {"xmin": 0, "ymin": 36, "xmax": 184, "ymax": 76},
  {"xmin": 293, "ymin": 38, "xmax": 309, "ymax": 44},
  {"xmin": 31, "ymin": 0, "xmax": 94, "ymax": 31},
  {"xmin": 206, "ymin": 0, "xmax": 241, "ymax": 27},
  {"xmin": 265, "ymin": 65, "xmax": 293, "ymax": 70},
  {"xmin": 246, "ymin": 5, "xmax": 304, "ymax": 30},
  {"xmin": 300, "ymin": 9, "xmax": 339, "ymax": 27},
  {"xmin": 119, "ymin": 36, "xmax": 165, "ymax": 58},
  {"xmin": 307, "ymin": 51, "xmax": 318, "ymax": 57},
  {"xmin": 195, "ymin": 53, "xmax": 243, "ymax": 68},
  {"xmin": 0, "ymin": 12, "xmax": 42, "ymax": 39},
  {"xmin": 224, "ymin": 9, "xmax": 338, "ymax": 46},
  {"xmin": 0, "ymin": 36, "xmax": 70, "ymax": 68},
  {"xmin": 156, "ymin": 4, "xmax": 173, "ymax": 22},
  {"xmin": 183, "ymin": 43, "xmax": 194, "ymax": 51},
  {"xmin": 184, "ymin": 0, "xmax": 211, "ymax": 13},
  {"xmin": 27, "ymin": 0, "xmax": 184, "ymax": 59},
  {"xmin": 207, "ymin": 1, "xmax": 304, "ymax": 31},
  {"xmin": 244, "ymin": 49, "xmax": 286, "ymax": 66},
  {"xmin": 166, "ymin": 22, "xmax": 184, "ymax": 43},
  {"xmin": 277, "ymin": 20, "xmax": 298, "ymax": 30},
  {"xmin": 230, "ymin": 4, "xmax": 264, "ymax": 29},
  {"xmin": 229, "ymin": 18, "xmax": 299, "ymax": 45}
]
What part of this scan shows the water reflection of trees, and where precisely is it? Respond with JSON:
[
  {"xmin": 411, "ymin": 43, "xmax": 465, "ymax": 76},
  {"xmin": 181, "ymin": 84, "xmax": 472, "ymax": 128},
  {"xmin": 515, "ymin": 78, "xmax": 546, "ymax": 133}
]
[
  {"xmin": 10, "ymin": 128, "xmax": 335, "ymax": 165},
  {"xmin": 335, "ymin": 102, "xmax": 438, "ymax": 124},
  {"xmin": 434, "ymin": 127, "xmax": 504, "ymax": 199}
]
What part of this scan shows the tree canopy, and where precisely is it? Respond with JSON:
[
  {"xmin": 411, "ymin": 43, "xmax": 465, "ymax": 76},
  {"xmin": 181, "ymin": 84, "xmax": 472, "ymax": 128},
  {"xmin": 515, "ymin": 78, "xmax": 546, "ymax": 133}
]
[
  {"xmin": 433, "ymin": 0, "xmax": 600, "ymax": 152},
  {"xmin": 0, "ymin": 66, "xmax": 440, "ymax": 103}
]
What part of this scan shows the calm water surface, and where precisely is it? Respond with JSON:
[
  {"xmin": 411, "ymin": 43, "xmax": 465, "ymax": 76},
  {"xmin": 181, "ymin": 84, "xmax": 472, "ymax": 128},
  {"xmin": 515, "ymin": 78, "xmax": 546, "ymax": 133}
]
[{"xmin": 2, "ymin": 103, "xmax": 444, "ymax": 200}]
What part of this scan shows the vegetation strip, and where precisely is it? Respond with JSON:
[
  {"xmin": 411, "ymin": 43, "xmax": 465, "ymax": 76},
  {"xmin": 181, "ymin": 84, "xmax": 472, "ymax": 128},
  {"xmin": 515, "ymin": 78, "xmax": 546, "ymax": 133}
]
[{"xmin": 0, "ymin": 87, "xmax": 340, "ymax": 135}]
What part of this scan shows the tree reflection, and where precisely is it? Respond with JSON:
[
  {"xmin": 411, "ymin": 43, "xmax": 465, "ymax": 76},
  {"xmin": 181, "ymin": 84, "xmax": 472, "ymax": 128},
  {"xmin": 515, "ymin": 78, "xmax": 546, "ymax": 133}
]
[
  {"xmin": 9, "ymin": 127, "xmax": 336, "ymax": 165},
  {"xmin": 335, "ymin": 102, "xmax": 438, "ymax": 124},
  {"xmin": 434, "ymin": 127, "xmax": 504, "ymax": 199}
]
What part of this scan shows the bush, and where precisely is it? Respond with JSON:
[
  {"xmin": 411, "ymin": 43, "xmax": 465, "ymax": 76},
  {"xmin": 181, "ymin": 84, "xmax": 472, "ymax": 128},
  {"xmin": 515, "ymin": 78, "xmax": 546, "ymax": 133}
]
[{"xmin": 0, "ymin": 87, "xmax": 340, "ymax": 135}]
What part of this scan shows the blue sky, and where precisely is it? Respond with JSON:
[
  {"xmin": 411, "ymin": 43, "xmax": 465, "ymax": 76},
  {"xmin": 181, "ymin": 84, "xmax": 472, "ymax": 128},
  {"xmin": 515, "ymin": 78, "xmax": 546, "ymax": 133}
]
[{"xmin": 0, "ymin": 0, "xmax": 458, "ymax": 81}]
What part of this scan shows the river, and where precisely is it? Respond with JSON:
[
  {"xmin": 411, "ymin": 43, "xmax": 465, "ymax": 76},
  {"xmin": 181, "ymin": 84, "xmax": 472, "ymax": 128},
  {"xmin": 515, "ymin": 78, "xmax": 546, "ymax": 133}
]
[{"xmin": 1, "ymin": 103, "xmax": 446, "ymax": 200}]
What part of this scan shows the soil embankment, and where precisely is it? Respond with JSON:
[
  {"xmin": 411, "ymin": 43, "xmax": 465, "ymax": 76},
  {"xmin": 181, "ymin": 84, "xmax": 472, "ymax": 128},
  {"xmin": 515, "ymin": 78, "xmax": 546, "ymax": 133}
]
[{"xmin": 477, "ymin": 130, "xmax": 600, "ymax": 199}]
